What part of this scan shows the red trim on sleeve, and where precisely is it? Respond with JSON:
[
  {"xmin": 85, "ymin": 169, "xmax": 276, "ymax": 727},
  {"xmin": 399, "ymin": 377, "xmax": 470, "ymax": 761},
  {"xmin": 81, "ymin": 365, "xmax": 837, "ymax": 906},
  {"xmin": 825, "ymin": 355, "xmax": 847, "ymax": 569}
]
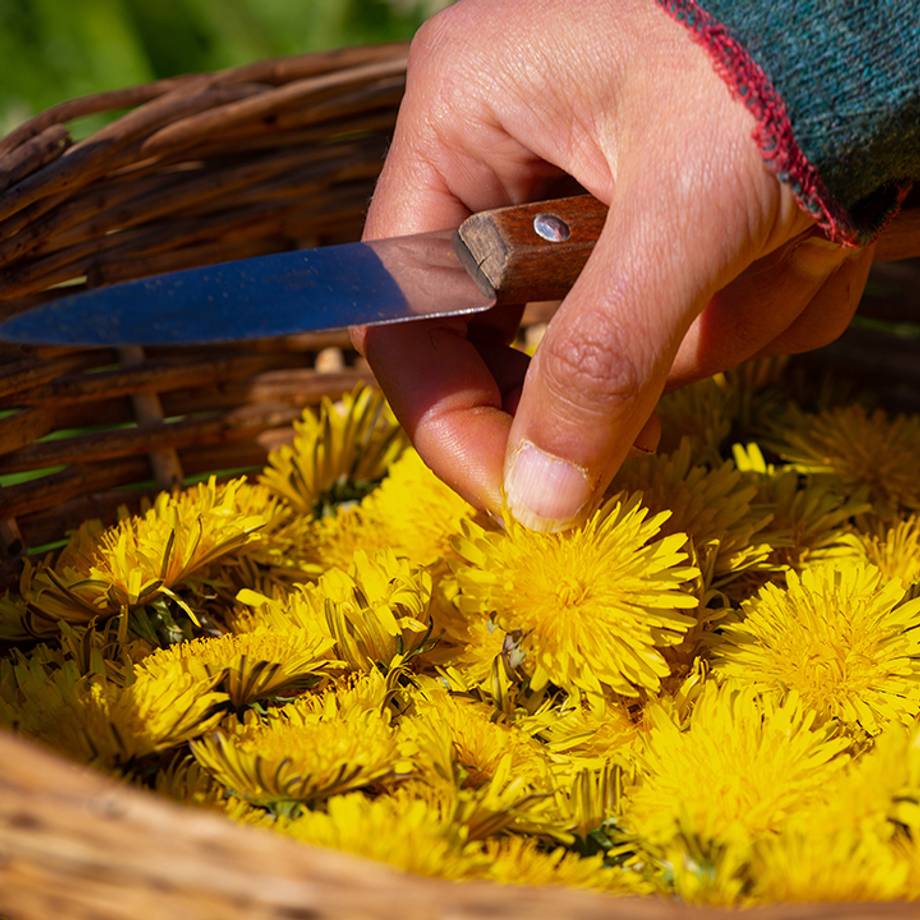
[{"xmin": 656, "ymin": 0, "xmax": 859, "ymax": 245}]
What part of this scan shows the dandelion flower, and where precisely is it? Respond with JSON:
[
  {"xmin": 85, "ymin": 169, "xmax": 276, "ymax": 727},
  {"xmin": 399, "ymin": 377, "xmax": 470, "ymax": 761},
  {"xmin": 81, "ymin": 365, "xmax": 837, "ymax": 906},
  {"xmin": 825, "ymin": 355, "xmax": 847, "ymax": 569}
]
[
  {"xmin": 784, "ymin": 726, "xmax": 920, "ymax": 839},
  {"xmin": 613, "ymin": 439, "xmax": 772, "ymax": 587},
  {"xmin": 260, "ymin": 385, "xmax": 405, "ymax": 516},
  {"xmin": 232, "ymin": 582, "xmax": 329, "ymax": 635},
  {"xmin": 453, "ymin": 493, "xmax": 699, "ymax": 697},
  {"xmin": 841, "ymin": 514, "xmax": 920, "ymax": 594},
  {"xmin": 312, "ymin": 450, "xmax": 476, "ymax": 570},
  {"xmin": 424, "ymin": 585, "xmax": 508, "ymax": 692},
  {"xmin": 541, "ymin": 693, "xmax": 641, "ymax": 768},
  {"xmin": 643, "ymin": 835, "xmax": 751, "ymax": 907},
  {"xmin": 733, "ymin": 442, "xmax": 868, "ymax": 576},
  {"xmin": 483, "ymin": 835, "xmax": 649, "ymax": 894},
  {"xmin": 191, "ymin": 674, "xmax": 412, "ymax": 805},
  {"xmin": 320, "ymin": 549, "xmax": 434, "ymax": 672},
  {"xmin": 768, "ymin": 405, "xmax": 920, "ymax": 515},
  {"xmin": 1, "ymin": 646, "xmax": 227, "ymax": 764},
  {"xmin": 656, "ymin": 374, "xmax": 737, "ymax": 461},
  {"xmin": 0, "ymin": 590, "xmax": 34, "ymax": 641},
  {"xmin": 411, "ymin": 688, "xmax": 548, "ymax": 788},
  {"xmin": 624, "ymin": 683, "xmax": 849, "ymax": 847},
  {"xmin": 276, "ymin": 791, "xmax": 482, "ymax": 879},
  {"xmin": 104, "ymin": 661, "xmax": 229, "ymax": 758},
  {"xmin": 712, "ymin": 562, "xmax": 920, "ymax": 733},
  {"xmin": 548, "ymin": 761, "xmax": 624, "ymax": 842},
  {"xmin": 750, "ymin": 827, "xmax": 907, "ymax": 903},
  {"xmin": 21, "ymin": 477, "xmax": 274, "ymax": 628},
  {"xmin": 136, "ymin": 628, "xmax": 338, "ymax": 708}
]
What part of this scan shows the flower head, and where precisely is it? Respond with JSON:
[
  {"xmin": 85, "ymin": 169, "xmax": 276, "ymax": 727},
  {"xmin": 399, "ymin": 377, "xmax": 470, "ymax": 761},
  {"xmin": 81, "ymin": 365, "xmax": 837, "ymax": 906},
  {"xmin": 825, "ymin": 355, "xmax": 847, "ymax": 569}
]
[
  {"xmin": 768, "ymin": 405, "xmax": 920, "ymax": 515},
  {"xmin": 733, "ymin": 442, "xmax": 868, "ymax": 577},
  {"xmin": 410, "ymin": 687, "xmax": 548, "ymax": 789},
  {"xmin": 842, "ymin": 513, "xmax": 920, "ymax": 595},
  {"xmin": 260, "ymin": 385, "xmax": 405, "ymax": 516},
  {"xmin": 137, "ymin": 628, "xmax": 338, "ymax": 708},
  {"xmin": 713, "ymin": 562, "xmax": 920, "ymax": 733},
  {"xmin": 320, "ymin": 549, "xmax": 434, "ymax": 672},
  {"xmin": 453, "ymin": 493, "xmax": 699, "ymax": 697},
  {"xmin": 625, "ymin": 683, "xmax": 850, "ymax": 847},
  {"xmin": 613, "ymin": 439, "xmax": 772, "ymax": 588},
  {"xmin": 276, "ymin": 791, "xmax": 482, "ymax": 879},
  {"xmin": 483, "ymin": 835, "xmax": 650, "ymax": 893},
  {"xmin": 750, "ymin": 827, "xmax": 907, "ymax": 903},
  {"xmin": 541, "ymin": 693, "xmax": 641, "ymax": 769},
  {"xmin": 310, "ymin": 449, "xmax": 476, "ymax": 570},
  {"xmin": 21, "ymin": 477, "xmax": 274, "ymax": 629},
  {"xmin": 190, "ymin": 672, "xmax": 412, "ymax": 805}
]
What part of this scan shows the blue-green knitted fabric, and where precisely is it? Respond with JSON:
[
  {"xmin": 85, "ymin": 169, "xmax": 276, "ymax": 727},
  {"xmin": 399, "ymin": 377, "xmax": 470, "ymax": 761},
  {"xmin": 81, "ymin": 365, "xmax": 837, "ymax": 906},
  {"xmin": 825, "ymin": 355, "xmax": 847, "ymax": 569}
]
[{"xmin": 657, "ymin": 0, "xmax": 919, "ymax": 243}]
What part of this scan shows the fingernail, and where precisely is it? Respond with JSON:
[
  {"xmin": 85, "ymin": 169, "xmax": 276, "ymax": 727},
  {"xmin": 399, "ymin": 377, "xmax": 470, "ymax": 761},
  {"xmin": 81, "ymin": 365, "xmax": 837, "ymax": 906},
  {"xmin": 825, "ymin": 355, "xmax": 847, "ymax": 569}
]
[{"xmin": 504, "ymin": 440, "xmax": 593, "ymax": 533}]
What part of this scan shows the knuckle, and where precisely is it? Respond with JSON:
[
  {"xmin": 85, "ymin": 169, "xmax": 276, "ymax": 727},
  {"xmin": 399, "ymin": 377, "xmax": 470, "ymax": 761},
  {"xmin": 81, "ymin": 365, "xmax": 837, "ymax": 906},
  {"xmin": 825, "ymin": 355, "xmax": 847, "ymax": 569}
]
[
  {"xmin": 539, "ymin": 314, "xmax": 645, "ymax": 417},
  {"xmin": 408, "ymin": 7, "xmax": 458, "ymax": 74}
]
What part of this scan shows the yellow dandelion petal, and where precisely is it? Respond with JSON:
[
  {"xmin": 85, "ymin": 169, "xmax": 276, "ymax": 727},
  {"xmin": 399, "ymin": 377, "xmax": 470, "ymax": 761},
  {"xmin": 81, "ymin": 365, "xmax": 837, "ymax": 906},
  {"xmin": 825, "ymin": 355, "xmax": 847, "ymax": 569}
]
[
  {"xmin": 783, "ymin": 726, "xmax": 920, "ymax": 840},
  {"xmin": 733, "ymin": 442, "xmax": 869, "ymax": 577},
  {"xmin": 541, "ymin": 693, "xmax": 641, "ymax": 769},
  {"xmin": 356, "ymin": 450, "xmax": 475, "ymax": 565},
  {"xmin": 232, "ymin": 583, "xmax": 330, "ymax": 635},
  {"xmin": 453, "ymin": 493, "xmax": 699, "ymax": 697},
  {"xmin": 452, "ymin": 751, "xmax": 559, "ymax": 842},
  {"xmin": 645, "ymin": 836, "xmax": 751, "ymax": 907},
  {"xmin": 0, "ymin": 647, "xmax": 105, "ymax": 762},
  {"xmin": 768, "ymin": 405, "xmax": 920, "ymax": 515},
  {"xmin": 108, "ymin": 663, "xmax": 228, "ymax": 758},
  {"xmin": 0, "ymin": 590, "xmax": 35, "ymax": 641},
  {"xmin": 155, "ymin": 755, "xmax": 234, "ymax": 811},
  {"xmin": 712, "ymin": 562, "xmax": 920, "ymax": 733},
  {"xmin": 656, "ymin": 374, "xmax": 738, "ymax": 462},
  {"xmin": 1, "ymin": 644, "xmax": 227, "ymax": 764},
  {"xmin": 421, "ymin": 580, "xmax": 509, "ymax": 691},
  {"xmin": 548, "ymin": 760, "xmax": 624, "ymax": 842},
  {"xmin": 260, "ymin": 385, "xmax": 406, "ymax": 516},
  {"xmin": 625, "ymin": 683, "xmax": 849, "ymax": 847}
]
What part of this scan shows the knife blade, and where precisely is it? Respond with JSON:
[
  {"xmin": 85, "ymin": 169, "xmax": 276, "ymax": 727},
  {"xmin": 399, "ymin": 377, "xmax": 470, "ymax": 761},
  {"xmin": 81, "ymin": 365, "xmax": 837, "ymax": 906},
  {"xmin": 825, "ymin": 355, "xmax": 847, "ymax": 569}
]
[{"xmin": 0, "ymin": 195, "xmax": 608, "ymax": 347}]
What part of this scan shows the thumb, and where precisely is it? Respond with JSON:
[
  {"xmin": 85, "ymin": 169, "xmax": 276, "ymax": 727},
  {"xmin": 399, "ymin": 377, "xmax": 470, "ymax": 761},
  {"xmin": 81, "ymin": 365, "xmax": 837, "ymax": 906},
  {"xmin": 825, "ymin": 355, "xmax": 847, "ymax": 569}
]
[{"xmin": 503, "ymin": 204, "xmax": 724, "ymax": 532}]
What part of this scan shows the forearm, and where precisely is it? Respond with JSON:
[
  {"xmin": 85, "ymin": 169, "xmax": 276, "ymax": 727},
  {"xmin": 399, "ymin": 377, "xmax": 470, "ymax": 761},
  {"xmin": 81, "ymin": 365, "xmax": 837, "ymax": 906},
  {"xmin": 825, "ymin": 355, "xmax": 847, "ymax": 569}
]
[{"xmin": 656, "ymin": 0, "xmax": 920, "ymax": 243}]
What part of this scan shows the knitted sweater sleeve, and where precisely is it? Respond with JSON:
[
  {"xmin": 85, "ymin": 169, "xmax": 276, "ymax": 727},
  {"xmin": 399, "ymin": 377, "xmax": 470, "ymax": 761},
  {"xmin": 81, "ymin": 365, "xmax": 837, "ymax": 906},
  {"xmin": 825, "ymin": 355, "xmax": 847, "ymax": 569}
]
[{"xmin": 655, "ymin": 0, "xmax": 920, "ymax": 245}]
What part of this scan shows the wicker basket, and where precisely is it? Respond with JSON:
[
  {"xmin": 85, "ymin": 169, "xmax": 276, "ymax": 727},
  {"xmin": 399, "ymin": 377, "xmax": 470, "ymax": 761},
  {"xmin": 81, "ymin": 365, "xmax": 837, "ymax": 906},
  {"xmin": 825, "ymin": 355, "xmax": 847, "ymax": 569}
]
[{"xmin": 0, "ymin": 44, "xmax": 918, "ymax": 919}]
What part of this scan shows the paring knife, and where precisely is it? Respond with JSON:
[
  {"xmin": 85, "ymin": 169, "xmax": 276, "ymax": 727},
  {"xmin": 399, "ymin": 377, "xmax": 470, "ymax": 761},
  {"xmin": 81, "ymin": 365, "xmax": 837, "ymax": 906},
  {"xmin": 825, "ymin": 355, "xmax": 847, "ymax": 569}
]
[{"xmin": 0, "ymin": 195, "xmax": 609, "ymax": 347}]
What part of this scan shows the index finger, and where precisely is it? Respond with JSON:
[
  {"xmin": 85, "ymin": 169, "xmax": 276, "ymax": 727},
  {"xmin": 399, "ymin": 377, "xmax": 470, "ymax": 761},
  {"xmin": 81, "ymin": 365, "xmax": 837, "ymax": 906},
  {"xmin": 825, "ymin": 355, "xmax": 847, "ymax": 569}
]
[{"xmin": 354, "ymin": 97, "xmax": 540, "ymax": 510}]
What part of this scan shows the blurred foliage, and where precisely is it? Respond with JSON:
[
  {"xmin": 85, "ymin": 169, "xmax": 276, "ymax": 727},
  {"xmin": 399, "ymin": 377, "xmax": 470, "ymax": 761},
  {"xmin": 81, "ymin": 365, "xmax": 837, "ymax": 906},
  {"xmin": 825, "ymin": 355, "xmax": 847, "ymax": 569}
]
[{"xmin": 0, "ymin": 0, "xmax": 448, "ymax": 131}]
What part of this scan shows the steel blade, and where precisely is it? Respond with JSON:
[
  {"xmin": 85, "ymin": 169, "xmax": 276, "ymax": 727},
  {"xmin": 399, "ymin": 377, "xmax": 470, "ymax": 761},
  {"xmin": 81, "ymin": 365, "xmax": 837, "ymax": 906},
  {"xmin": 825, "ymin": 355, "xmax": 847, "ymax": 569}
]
[{"xmin": 0, "ymin": 230, "xmax": 497, "ymax": 346}]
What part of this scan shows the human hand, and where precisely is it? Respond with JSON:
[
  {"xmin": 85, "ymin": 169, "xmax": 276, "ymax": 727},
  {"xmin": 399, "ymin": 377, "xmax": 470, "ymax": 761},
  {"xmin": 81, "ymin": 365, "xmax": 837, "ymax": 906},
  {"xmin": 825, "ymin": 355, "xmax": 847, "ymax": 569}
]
[{"xmin": 352, "ymin": 0, "xmax": 874, "ymax": 531}]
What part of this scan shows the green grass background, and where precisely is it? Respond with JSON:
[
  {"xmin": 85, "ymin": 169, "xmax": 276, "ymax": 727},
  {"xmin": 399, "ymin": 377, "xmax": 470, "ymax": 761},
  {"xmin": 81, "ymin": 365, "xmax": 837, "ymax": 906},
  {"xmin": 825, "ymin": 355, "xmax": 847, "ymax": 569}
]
[{"xmin": 0, "ymin": 0, "xmax": 448, "ymax": 132}]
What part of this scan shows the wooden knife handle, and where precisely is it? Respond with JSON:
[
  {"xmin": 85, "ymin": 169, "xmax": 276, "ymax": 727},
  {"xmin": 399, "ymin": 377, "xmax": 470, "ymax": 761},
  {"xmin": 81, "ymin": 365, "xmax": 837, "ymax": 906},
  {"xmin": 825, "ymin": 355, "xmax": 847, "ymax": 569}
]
[
  {"xmin": 456, "ymin": 193, "xmax": 920, "ymax": 305},
  {"xmin": 455, "ymin": 195, "xmax": 607, "ymax": 305}
]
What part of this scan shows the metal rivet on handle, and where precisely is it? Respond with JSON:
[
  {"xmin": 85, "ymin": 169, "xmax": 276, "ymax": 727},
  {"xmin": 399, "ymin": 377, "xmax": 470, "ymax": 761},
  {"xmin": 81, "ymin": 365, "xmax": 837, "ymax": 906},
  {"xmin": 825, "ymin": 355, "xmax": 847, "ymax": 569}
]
[{"xmin": 533, "ymin": 213, "xmax": 571, "ymax": 243}]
